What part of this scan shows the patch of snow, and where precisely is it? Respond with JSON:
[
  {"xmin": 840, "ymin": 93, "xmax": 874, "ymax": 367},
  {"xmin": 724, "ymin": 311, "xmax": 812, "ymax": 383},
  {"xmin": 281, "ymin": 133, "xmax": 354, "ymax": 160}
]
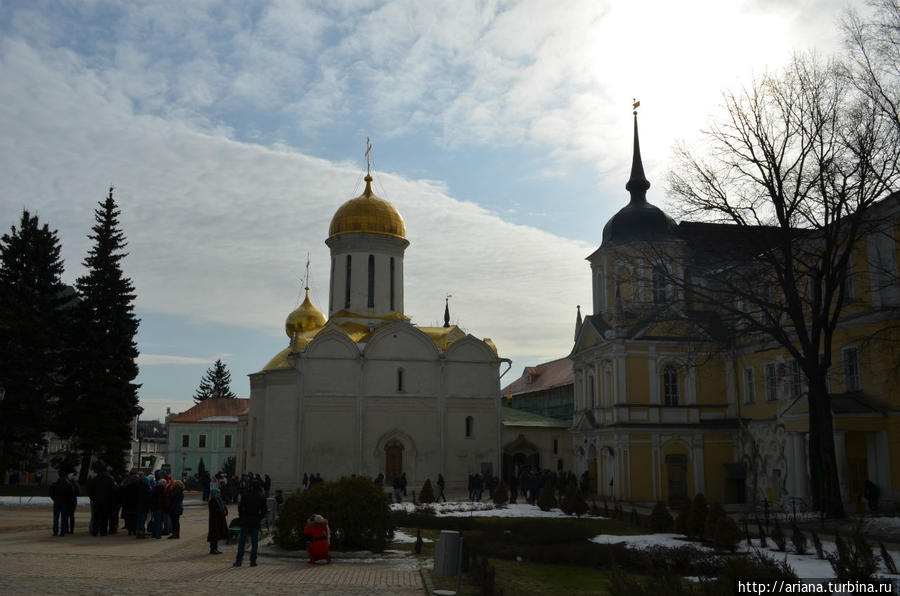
[
  {"xmin": 391, "ymin": 501, "xmax": 605, "ymax": 519},
  {"xmin": 0, "ymin": 496, "xmax": 91, "ymax": 506},
  {"xmin": 393, "ymin": 529, "xmax": 433, "ymax": 543}
]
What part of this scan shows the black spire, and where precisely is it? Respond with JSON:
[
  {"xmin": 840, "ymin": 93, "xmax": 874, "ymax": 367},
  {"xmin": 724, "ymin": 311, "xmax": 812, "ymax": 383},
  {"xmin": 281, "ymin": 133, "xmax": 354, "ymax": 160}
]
[
  {"xmin": 624, "ymin": 107, "xmax": 650, "ymax": 203},
  {"xmin": 443, "ymin": 296, "xmax": 450, "ymax": 328}
]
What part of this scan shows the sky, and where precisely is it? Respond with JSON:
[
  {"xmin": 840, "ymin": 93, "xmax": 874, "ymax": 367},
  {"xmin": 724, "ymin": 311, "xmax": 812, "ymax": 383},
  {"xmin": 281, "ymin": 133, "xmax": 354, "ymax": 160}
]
[{"xmin": 0, "ymin": 0, "xmax": 853, "ymax": 421}]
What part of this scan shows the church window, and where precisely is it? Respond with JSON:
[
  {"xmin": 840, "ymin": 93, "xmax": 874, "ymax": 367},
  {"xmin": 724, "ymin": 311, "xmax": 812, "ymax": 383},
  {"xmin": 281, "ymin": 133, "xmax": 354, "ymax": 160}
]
[
  {"xmin": 345, "ymin": 255, "xmax": 352, "ymax": 309},
  {"xmin": 743, "ymin": 367, "xmax": 755, "ymax": 404},
  {"xmin": 199, "ymin": 434, "xmax": 207, "ymax": 449},
  {"xmin": 390, "ymin": 257, "xmax": 395, "ymax": 311},
  {"xmin": 330, "ymin": 257, "xmax": 335, "ymax": 312},
  {"xmin": 224, "ymin": 434, "xmax": 232, "ymax": 449},
  {"xmin": 553, "ymin": 439, "xmax": 558, "ymax": 454},
  {"xmin": 181, "ymin": 434, "xmax": 189, "ymax": 448},
  {"xmin": 764, "ymin": 363, "xmax": 777, "ymax": 401},
  {"xmin": 652, "ymin": 266, "xmax": 667, "ymax": 303},
  {"xmin": 465, "ymin": 416, "xmax": 474, "ymax": 438},
  {"xmin": 663, "ymin": 365, "xmax": 679, "ymax": 406},
  {"xmin": 368, "ymin": 254, "xmax": 375, "ymax": 307},
  {"xmin": 397, "ymin": 368, "xmax": 404, "ymax": 392},
  {"xmin": 788, "ymin": 360, "xmax": 802, "ymax": 397},
  {"xmin": 842, "ymin": 346, "xmax": 860, "ymax": 392},
  {"xmin": 588, "ymin": 375, "xmax": 596, "ymax": 409}
]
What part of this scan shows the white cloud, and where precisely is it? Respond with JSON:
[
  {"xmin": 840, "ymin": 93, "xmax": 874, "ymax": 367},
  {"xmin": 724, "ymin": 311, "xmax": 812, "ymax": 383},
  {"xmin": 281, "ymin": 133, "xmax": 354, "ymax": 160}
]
[{"xmin": 137, "ymin": 354, "xmax": 231, "ymax": 366}]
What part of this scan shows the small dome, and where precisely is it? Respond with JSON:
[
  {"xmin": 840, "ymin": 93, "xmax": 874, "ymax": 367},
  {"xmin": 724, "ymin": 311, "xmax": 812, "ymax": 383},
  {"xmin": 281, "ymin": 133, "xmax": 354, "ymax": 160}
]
[
  {"xmin": 285, "ymin": 289, "xmax": 327, "ymax": 337},
  {"xmin": 601, "ymin": 200, "xmax": 677, "ymax": 246},
  {"xmin": 328, "ymin": 175, "xmax": 406, "ymax": 239}
]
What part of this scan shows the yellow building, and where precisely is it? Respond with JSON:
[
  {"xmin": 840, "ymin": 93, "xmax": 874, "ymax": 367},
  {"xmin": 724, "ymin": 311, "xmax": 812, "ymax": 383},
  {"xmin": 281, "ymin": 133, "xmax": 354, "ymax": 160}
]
[{"xmin": 571, "ymin": 113, "xmax": 900, "ymax": 511}]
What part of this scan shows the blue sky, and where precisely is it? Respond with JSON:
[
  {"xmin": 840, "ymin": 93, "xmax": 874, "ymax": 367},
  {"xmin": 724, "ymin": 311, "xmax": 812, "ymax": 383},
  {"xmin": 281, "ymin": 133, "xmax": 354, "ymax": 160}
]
[{"xmin": 0, "ymin": 0, "xmax": 851, "ymax": 420}]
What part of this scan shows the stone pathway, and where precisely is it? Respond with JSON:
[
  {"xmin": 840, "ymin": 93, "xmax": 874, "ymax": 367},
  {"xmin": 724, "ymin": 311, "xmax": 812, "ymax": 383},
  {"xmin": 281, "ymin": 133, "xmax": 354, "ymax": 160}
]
[{"xmin": 0, "ymin": 505, "xmax": 424, "ymax": 595}]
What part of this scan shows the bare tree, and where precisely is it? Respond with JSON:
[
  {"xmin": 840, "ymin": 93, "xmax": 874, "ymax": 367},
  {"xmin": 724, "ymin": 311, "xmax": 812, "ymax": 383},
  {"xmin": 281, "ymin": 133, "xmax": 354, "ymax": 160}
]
[{"xmin": 666, "ymin": 55, "xmax": 899, "ymax": 518}]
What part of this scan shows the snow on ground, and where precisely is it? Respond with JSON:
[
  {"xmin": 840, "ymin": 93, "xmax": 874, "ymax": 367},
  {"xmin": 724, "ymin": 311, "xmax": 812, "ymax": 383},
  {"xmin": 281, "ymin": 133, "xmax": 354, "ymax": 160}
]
[
  {"xmin": 391, "ymin": 502, "xmax": 601, "ymax": 519},
  {"xmin": 0, "ymin": 496, "xmax": 91, "ymax": 506},
  {"xmin": 392, "ymin": 529, "xmax": 433, "ymax": 543}
]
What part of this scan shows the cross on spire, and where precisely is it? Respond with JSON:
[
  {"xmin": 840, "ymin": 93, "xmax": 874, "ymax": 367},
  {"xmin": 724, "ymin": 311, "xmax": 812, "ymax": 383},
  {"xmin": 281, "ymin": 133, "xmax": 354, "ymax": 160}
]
[
  {"xmin": 305, "ymin": 253, "xmax": 310, "ymax": 291},
  {"xmin": 365, "ymin": 137, "xmax": 372, "ymax": 176}
]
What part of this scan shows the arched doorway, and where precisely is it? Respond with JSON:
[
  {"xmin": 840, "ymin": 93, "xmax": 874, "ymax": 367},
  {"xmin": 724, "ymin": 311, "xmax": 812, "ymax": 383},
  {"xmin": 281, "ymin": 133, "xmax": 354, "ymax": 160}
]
[
  {"xmin": 385, "ymin": 439, "xmax": 404, "ymax": 482},
  {"xmin": 666, "ymin": 453, "xmax": 688, "ymax": 503},
  {"xmin": 502, "ymin": 435, "xmax": 540, "ymax": 482}
]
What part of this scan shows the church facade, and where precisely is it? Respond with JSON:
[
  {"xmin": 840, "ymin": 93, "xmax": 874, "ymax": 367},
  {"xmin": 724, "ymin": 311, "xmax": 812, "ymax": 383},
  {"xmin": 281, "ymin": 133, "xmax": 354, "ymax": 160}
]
[
  {"xmin": 240, "ymin": 172, "xmax": 503, "ymax": 493},
  {"xmin": 571, "ymin": 113, "xmax": 900, "ymax": 512}
]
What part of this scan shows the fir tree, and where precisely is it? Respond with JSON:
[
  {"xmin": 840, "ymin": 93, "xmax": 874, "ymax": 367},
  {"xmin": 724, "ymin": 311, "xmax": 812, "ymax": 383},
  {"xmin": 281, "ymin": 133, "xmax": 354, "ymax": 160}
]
[
  {"xmin": 0, "ymin": 211, "xmax": 69, "ymax": 475},
  {"xmin": 193, "ymin": 359, "xmax": 237, "ymax": 403},
  {"xmin": 62, "ymin": 188, "xmax": 141, "ymax": 480}
]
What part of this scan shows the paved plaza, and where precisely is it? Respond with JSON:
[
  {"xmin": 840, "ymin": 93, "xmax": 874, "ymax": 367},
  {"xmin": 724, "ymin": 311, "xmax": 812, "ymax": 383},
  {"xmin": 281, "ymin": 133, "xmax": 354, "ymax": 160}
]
[{"xmin": 0, "ymin": 499, "xmax": 425, "ymax": 595}]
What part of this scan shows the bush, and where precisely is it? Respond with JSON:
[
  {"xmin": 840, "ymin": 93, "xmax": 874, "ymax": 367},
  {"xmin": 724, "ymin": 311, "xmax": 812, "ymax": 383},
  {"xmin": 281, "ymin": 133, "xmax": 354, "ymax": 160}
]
[
  {"xmin": 771, "ymin": 519, "xmax": 786, "ymax": 552},
  {"xmin": 827, "ymin": 527, "xmax": 878, "ymax": 581},
  {"xmin": 492, "ymin": 480, "xmax": 509, "ymax": 507},
  {"xmin": 419, "ymin": 479, "xmax": 435, "ymax": 504},
  {"xmin": 686, "ymin": 493, "xmax": 708, "ymax": 539},
  {"xmin": 713, "ymin": 514, "xmax": 742, "ymax": 552},
  {"xmin": 811, "ymin": 530, "xmax": 824, "ymax": 559},
  {"xmin": 273, "ymin": 476, "xmax": 394, "ymax": 552},
  {"xmin": 560, "ymin": 481, "xmax": 588, "ymax": 517},
  {"xmin": 756, "ymin": 518, "xmax": 767, "ymax": 548},
  {"xmin": 537, "ymin": 480, "xmax": 557, "ymax": 512},
  {"xmin": 673, "ymin": 497, "xmax": 691, "ymax": 535},
  {"xmin": 705, "ymin": 502, "xmax": 726, "ymax": 541},
  {"xmin": 650, "ymin": 501, "xmax": 673, "ymax": 532},
  {"xmin": 790, "ymin": 522, "xmax": 807, "ymax": 555},
  {"xmin": 712, "ymin": 550, "xmax": 798, "ymax": 589}
]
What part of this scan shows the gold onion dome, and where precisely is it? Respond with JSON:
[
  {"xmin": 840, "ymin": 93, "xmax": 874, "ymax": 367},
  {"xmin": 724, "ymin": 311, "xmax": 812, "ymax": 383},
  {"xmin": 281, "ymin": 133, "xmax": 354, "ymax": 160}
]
[
  {"xmin": 328, "ymin": 174, "xmax": 406, "ymax": 239},
  {"xmin": 285, "ymin": 289, "xmax": 327, "ymax": 337}
]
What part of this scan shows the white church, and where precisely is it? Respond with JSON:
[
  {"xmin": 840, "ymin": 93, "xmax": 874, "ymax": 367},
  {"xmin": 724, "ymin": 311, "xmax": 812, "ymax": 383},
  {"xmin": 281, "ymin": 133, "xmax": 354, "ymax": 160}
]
[{"xmin": 238, "ymin": 170, "xmax": 504, "ymax": 493}]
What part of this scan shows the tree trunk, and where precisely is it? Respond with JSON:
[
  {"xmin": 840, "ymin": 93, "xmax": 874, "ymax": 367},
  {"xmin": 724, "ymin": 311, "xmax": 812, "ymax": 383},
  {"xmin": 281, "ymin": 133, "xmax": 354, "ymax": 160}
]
[
  {"xmin": 78, "ymin": 451, "xmax": 92, "ymax": 485},
  {"xmin": 807, "ymin": 379, "xmax": 845, "ymax": 518}
]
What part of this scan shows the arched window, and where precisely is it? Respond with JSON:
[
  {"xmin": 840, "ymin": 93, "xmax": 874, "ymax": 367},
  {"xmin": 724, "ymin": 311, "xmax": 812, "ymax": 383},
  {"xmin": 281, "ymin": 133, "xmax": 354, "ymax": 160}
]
[
  {"xmin": 397, "ymin": 368, "xmax": 404, "ymax": 392},
  {"xmin": 390, "ymin": 257, "xmax": 395, "ymax": 311},
  {"xmin": 344, "ymin": 255, "xmax": 352, "ymax": 309},
  {"xmin": 465, "ymin": 416, "xmax": 474, "ymax": 437},
  {"xmin": 367, "ymin": 254, "xmax": 375, "ymax": 307},
  {"xmin": 652, "ymin": 266, "xmax": 667, "ymax": 303},
  {"xmin": 588, "ymin": 375, "xmax": 596, "ymax": 409},
  {"xmin": 663, "ymin": 365, "xmax": 679, "ymax": 406}
]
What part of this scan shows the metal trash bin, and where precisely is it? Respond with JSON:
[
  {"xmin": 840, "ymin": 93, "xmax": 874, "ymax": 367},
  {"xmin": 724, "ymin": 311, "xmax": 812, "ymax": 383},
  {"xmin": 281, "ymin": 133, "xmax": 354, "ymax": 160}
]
[{"xmin": 433, "ymin": 530, "xmax": 461, "ymax": 577}]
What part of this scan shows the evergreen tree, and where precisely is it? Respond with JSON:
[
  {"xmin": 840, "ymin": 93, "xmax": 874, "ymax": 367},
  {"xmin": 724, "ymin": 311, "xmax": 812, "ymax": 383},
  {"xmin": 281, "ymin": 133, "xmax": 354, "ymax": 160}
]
[
  {"xmin": 61, "ymin": 188, "xmax": 141, "ymax": 480},
  {"xmin": 193, "ymin": 359, "xmax": 237, "ymax": 403},
  {"xmin": 0, "ymin": 211, "xmax": 70, "ymax": 476}
]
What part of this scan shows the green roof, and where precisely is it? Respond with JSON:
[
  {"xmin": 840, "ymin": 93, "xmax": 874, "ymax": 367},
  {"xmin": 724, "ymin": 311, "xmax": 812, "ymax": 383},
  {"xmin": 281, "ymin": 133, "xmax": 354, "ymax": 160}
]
[{"xmin": 501, "ymin": 407, "xmax": 570, "ymax": 428}]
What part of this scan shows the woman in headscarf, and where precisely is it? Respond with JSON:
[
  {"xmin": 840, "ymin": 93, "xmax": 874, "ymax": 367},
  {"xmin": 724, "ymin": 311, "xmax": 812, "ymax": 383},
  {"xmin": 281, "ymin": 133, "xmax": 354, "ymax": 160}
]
[
  {"xmin": 207, "ymin": 487, "xmax": 228, "ymax": 554},
  {"xmin": 303, "ymin": 514, "xmax": 331, "ymax": 564},
  {"xmin": 167, "ymin": 480, "xmax": 184, "ymax": 540}
]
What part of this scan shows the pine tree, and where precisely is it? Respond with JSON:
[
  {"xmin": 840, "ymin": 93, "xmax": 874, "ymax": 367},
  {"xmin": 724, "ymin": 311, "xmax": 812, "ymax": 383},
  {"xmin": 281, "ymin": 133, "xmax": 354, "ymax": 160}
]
[
  {"xmin": 193, "ymin": 359, "xmax": 237, "ymax": 403},
  {"xmin": 0, "ymin": 211, "xmax": 70, "ymax": 475},
  {"xmin": 62, "ymin": 188, "xmax": 141, "ymax": 480}
]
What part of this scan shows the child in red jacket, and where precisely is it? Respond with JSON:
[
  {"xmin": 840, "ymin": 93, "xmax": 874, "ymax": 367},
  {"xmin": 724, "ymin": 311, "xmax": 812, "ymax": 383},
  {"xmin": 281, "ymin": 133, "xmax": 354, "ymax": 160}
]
[{"xmin": 303, "ymin": 514, "xmax": 331, "ymax": 564}]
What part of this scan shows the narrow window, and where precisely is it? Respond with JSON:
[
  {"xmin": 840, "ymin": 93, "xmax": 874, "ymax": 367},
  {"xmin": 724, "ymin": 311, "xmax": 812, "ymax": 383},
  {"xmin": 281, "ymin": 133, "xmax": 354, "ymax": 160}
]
[
  {"xmin": 182, "ymin": 434, "xmax": 189, "ymax": 448},
  {"xmin": 367, "ymin": 254, "xmax": 375, "ymax": 307},
  {"xmin": 842, "ymin": 346, "xmax": 861, "ymax": 392},
  {"xmin": 663, "ymin": 365, "xmax": 679, "ymax": 406},
  {"xmin": 788, "ymin": 360, "xmax": 802, "ymax": 397},
  {"xmin": 553, "ymin": 439, "xmax": 559, "ymax": 455},
  {"xmin": 465, "ymin": 416, "xmax": 474, "ymax": 438},
  {"xmin": 330, "ymin": 257, "xmax": 335, "ymax": 312},
  {"xmin": 397, "ymin": 368, "xmax": 404, "ymax": 392},
  {"xmin": 588, "ymin": 375, "xmax": 596, "ymax": 409},
  {"xmin": 652, "ymin": 266, "xmax": 667, "ymax": 303},
  {"xmin": 390, "ymin": 257, "xmax": 395, "ymax": 311},
  {"xmin": 345, "ymin": 255, "xmax": 352, "ymax": 309},
  {"xmin": 743, "ymin": 368, "xmax": 755, "ymax": 404},
  {"xmin": 199, "ymin": 434, "xmax": 207, "ymax": 449},
  {"xmin": 765, "ymin": 363, "xmax": 778, "ymax": 401},
  {"xmin": 224, "ymin": 434, "xmax": 232, "ymax": 449}
]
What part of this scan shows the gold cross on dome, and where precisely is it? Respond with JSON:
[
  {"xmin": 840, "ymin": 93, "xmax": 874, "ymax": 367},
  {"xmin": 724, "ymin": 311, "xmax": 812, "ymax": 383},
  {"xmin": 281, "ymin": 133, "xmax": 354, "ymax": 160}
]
[{"xmin": 365, "ymin": 137, "xmax": 372, "ymax": 175}]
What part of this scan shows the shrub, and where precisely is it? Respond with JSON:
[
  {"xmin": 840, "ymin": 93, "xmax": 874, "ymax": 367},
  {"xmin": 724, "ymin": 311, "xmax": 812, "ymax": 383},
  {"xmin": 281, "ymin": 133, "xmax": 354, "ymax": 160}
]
[
  {"xmin": 419, "ymin": 479, "xmax": 435, "ymax": 504},
  {"xmin": 273, "ymin": 476, "xmax": 394, "ymax": 552},
  {"xmin": 713, "ymin": 514, "xmax": 742, "ymax": 552},
  {"xmin": 711, "ymin": 549, "xmax": 798, "ymax": 589},
  {"xmin": 560, "ymin": 481, "xmax": 588, "ymax": 517},
  {"xmin": 492, "ymin": 480, "xmax": 509, "ymax": 507},
  {"xmin": 771, "ymin": 519, "xmax": 786, "ymax": 552},
  {"xmin": 827, "ymin": 527, "xmax": 878, "ymax": 581},
  {"xmin": 537, "ymin": 480, "xmax": 557, "ymax": 511},
  {"xmin": 705, "ymin": 502, "xmax": 726, "ymax": 541},
  {"xmin": 811, "ymin": 530, "xmax": 824, "ymax": 559},
  {"xmin": 650, "ymin": 501, "xmax": 673, "ymax": 532},
  {"xmin": 673, "ymin": 497, "xmax": 691, "ymax": 535},
  {"xmin": 686, "ymin": 493, "xmax": 708, "ymax": 539},
  {"xmin": 756, "ymin": 518, "xmax": 767, "ymax": 548},
  {"xmin": 790, "ymin": 522, "xmax": 807, "ymax": 555},
  {"xmin": 880, "ymin": 543, "xmax": 897, "ymax": 575}
]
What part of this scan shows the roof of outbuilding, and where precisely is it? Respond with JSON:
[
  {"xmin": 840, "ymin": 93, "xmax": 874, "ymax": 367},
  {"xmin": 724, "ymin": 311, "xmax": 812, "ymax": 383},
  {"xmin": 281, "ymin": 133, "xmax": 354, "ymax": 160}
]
[
  {"xmin": 502, "ymin": 357, "xmax": 573, "ymax": 397},
  {"xmin": 501, "ymin": 407, "xmax": 571, "ymax": 428},
  {"xmin": 168, "ymin": 398, "xmax": 250, "ymax": 423}
]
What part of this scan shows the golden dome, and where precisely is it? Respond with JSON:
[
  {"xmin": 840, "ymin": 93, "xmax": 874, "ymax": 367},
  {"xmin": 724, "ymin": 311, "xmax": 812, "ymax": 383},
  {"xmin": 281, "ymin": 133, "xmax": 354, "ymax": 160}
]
[
  {"xmin": 328, "ymin": 175, "xmax": 406, "ymax": 239},
  {"xmin": 285, "ymin": 289, "xmax": 327, "ymax": 337}
]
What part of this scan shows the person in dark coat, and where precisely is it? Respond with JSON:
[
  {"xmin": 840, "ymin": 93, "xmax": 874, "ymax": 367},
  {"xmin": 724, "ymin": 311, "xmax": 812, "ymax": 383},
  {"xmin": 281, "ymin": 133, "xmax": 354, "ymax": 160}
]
[
  {"xmin": 201, "ymin": 471, "xmax": 211, "ymax": 502},
  {"xmin": 49, "ymin": 474, "xmax": 74, "ymax": 536},
  {"xmin": 149, "ymin": 478, "xmax": 170, "ymax": 539},
  {"xmin": 135, "ymin": 475, "xmax": 152, "ymax": 538},
  {"xmin": 67, "ymin": 474, "xmax": 79, "ymax": 533},
  {"xmin": 167, "ymin": 480, "xmax": 184, "ymax": 539},
  {"xmin": 233, "ymin": 480, "xmax": 268, "ymax": 567},
  {"xmin": 88, "ymin": 464, "xmax": 116, "ymax": 536},
  {"xmin": 120, "ymin": 472, "xmax": 140, "ymax": 535},
  {"xmin": 436, "ymin": 474, "xmax": 447, "ymax": 503},
  {"xmin": 263, "ymin": 474, "xmax": 271, "ymax": 498},
  {"xmin": 207, "ymin": 487, "xmax": 229, "ymax": 554},
  {"xmin": 509, "ymin": 473, "xmax": 519, "ymax": 504}
]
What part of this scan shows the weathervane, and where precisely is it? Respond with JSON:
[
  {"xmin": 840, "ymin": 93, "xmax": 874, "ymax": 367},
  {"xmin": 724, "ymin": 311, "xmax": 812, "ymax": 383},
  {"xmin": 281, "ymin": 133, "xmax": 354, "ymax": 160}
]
[
  {"xmin": 365, "ymin": 137, "xmax": 372, "ymax": 176},
  {"xmin": 633, "ymin": 98, "xmax": 640, "ymax": 115}
]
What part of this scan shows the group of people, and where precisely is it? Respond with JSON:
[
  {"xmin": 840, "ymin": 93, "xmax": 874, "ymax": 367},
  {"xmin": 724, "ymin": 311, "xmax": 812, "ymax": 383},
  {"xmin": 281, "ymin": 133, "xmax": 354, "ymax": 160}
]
[
  {"xmin": 301, "ymin": 472, "xmax": 324, "ymax": 489},
  {"xmin": 506, "ymin": 467, "xmax": 585, "ymax": 504},
  {"xmin": 201, "ymin": 471, "xmax": 271, "ymax": 504}
]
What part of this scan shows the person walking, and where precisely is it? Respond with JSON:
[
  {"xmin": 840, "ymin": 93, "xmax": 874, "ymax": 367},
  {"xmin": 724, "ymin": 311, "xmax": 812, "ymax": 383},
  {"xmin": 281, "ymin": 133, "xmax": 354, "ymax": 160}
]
[
  {"xmin": 207, "ymin": 487, "xmax": 228, "ymax": 554},
  {"xmin": 49, "ymin": 474, "xmax": 74, "ymax": 536},
  {"xmin": 168, "ymin": 480, "xmax": 184, "ymax": 539},
  {"xmin": 67, "ymin": 473, "xmax": 79, "ymax": 533},
  {"xmin": 436, "ymin": 474, "xmax": 447, "ymax": 503},
  {"xmin": 233, "ymin": 480, "xmax": 268, "ymax": 567}
]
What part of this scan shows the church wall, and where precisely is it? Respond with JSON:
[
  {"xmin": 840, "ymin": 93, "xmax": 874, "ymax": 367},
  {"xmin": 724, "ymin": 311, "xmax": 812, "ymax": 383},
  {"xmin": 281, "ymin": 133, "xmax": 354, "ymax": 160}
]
[
  {"xmin": 326, "ymin": 233, "xmax": 406, "ymax": 317},
  {"xmin": 445, "ymin": 361, "xmax": 498, "ymax": 396},
  {"xmin": 364, "ymin": 396, "xmax": 440, "ymax": 483},
  {"xmin": 258, "ymin": 373, "xmax": 300, "ymax": 488},
  {"xmin": 628, "ymin": 440, "xmax": 653, "ymax": 500},
  {"xmin": 445, "ymin": 397, "xmax": 500, "ymax": 491},
  {"xmin": 303, "ymin": 357, "xmax": 359, "ymax": 394},
  {"xmin": 364, "ymin": 360, "xmax": 439, "ymax": 395},
  {"xmin": 624, "ymin": 350, "xmax": 649, "ymax": 403},
  {"xmin": 301, "ymin": 395, "xmax": 358, "ymax": 480}
]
